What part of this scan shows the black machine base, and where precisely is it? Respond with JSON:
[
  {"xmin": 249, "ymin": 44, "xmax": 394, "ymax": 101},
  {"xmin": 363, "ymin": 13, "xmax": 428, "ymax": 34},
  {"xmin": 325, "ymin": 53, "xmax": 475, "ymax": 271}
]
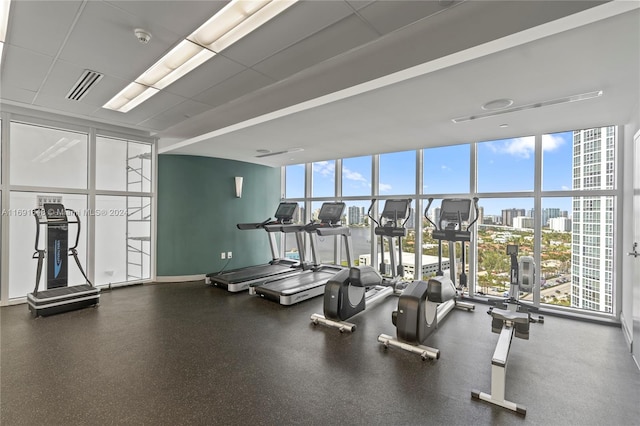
[{"xmin": 27, "ymin": 284, "xmax": 100, "ymax": 317}]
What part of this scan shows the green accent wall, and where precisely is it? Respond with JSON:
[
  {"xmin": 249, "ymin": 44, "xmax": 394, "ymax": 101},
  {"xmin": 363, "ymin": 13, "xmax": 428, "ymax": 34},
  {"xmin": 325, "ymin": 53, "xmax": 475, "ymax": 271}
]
[{"xmin": 157, "ymin": 154, "xmax": 281, "ymax": 276}]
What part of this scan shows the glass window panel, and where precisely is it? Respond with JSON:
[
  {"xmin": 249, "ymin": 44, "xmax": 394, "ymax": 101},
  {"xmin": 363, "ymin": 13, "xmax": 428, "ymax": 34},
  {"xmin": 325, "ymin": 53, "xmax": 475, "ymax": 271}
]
[
  {"xmin": 542, "ymin": 131, "xmax": 573, "ymax": 191},
  {"xmin": 96, "ymin": 137, "xmax": 127, "ymax": 191},
  {"xmin": 9, "ymin": 192, "xmax": 87, "ymax": 299},
  {"xmin": 311, "ymin": 201, "xmax": 340, "ymax": 264},
  {"xmin": 551, "ymin": 195, "xmax": 614, "ymax": 314},
  {"xmin": 477, "ymin": 136, "xmax": 534, "ymax": 192},
  {"xmin": 423, "ymin": 144, "xmax": 470, "ymax": 194},
  {"xmin": 423, "ymin": 198, "xmax": 475, "ymax": 283},
  {"xmin": 342, "ymin": 201, "xmax": 373, "ymax": 266},
  {"xmin": 475, "ymin": 197, "xmax": 534, "ymax": 298},
  {"xmin": 342, "ymin": 156, "xmax": 371, "ymax": 197},
  {"xmin": 128, "ymin": 142, "xmax": 153, "ymax": 193},
  {"xmin": 285, "ymin": 164, "xmax": 305, "ymax": 199},
  {"xmin": 10, "ymin": 122, "xmax": 87, "ymax": 189},
  {"xmin": 283, "ymin": 202, "xmax": 305, "ymax": 261},
  {"xmin": 312, "ymin": 160, "xmax": 335, "ymax": 198},
  {"xmin": 96, "ymin": 137, "xmax": 153, "ymax": 192},
  {"xmin": 539, "ymin": 197, "xmax": 573, "ymax": 308},
  {"xmin": 379, "ymin": 150, "xmax": 415, "ymax": 195},
  {"xmin": 95, "ymin": 196, "xmax": 127, "ymax": 285},
  {"xmin": 126, "ymin": 196, "xmax": 152, "ymax": 280}
]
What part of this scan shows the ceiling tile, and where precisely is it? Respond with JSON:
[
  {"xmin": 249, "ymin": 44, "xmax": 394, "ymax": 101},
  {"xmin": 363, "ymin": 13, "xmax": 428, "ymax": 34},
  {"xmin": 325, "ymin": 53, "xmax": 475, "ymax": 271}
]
[
  {"xmin": 58, "ymin": 1, "xmax": 186, "ymax": 82},
  {"xmin": 0, "ymin": 85, "xmax": 37, "ymax": 105},
  {"xmin": 253, "ymin": 14, "xmax": 379, "ymax": 81},
  {"xmin": 5, "ymin": 0, "xmax": 83, "ymax": 57},
  {"xmin": 356, "ymin": 1, "xmax": 451, "ymax": 35},
  {"xmin": 1, "ymin": 45, "xmax": 53, "ymax": 92},
  {"xmin": 193, "ymin": 69, "xmax": 275, "ymax": 109},
  {"xmin": 139, "ymin": 99, "xmax": 214, "ymax": 130},
  {"xmin": 221, "ymin": 0, "xmax": 355, "ymax": 67},
  {"xmin": 103, "ymin": 1, "xmax": 226, "ymax": 39}
]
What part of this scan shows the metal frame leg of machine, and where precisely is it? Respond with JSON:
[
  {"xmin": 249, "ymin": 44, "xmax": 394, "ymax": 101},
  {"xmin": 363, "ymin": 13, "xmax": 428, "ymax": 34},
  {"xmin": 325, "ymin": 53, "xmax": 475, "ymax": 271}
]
[{"xmin": 471, "ymin": 325, "xmax": 527, "ymax": 415}]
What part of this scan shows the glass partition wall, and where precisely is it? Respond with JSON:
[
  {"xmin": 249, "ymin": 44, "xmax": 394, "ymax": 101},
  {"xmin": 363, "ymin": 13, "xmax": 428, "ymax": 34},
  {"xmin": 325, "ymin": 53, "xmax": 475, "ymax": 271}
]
[
  {"xmin": 282, "ymin": 126, "xmax": 620, "ymax": 318},
  {"xmin": 0, "ymin": 113, "xmax": 155, "ymax": 303}
]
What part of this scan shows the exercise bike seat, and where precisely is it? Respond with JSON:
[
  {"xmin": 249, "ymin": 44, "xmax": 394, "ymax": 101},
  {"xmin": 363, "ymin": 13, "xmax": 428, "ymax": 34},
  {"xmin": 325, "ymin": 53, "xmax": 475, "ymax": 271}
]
[{"xmin": 491, "ymin": 308, "xmax": 529, "ymax": 324}]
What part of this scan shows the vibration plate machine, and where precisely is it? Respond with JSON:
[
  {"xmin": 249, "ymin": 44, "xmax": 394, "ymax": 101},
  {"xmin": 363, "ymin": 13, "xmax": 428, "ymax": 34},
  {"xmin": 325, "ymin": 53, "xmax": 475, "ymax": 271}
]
[
  {"xmin": 27, "ymin": 203, "xmax": 100, "ymax": 317},
  {"xmin": 472, "ymin": 244, "xmax": 543, "ymax": 415},
  {"xmin": 378, "ymin": 197, "xmax": 478, "ymax": 360},
  {"xmin": 250, "ymin": 202, "xmax": 352, "ymax": 306},
  {"xmin": 310, "ymin": 198, "xmax": 412, "ymax": 332},
  {"xmin": 206, "ymin": 202, "xmax": 306, "ymax": 292}
]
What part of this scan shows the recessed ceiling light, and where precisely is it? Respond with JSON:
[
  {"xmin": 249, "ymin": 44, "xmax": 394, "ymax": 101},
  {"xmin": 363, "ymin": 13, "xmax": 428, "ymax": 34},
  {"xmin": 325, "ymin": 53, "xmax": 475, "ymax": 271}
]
[
  {"xmin": 499, "ymin": 124, "xmax": 509, "ymax": 128},
  {"xmin": 482, "ymin": 99, "xmax": 514, "ymax": 111}
]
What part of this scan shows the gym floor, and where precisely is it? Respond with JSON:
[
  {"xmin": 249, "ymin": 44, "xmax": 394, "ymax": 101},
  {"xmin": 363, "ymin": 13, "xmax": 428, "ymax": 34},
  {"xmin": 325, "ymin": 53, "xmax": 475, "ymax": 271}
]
[{"xmin": 1, "ymin": 281, "xmax": 639, "ymax": 425}]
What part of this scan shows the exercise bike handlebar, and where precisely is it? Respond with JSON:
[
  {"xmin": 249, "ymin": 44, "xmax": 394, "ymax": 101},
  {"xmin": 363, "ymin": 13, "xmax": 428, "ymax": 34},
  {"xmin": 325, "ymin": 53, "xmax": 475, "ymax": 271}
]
[
  {"xmin": 367, "ymin": 199, "xmax": 380, "ymax": 228},
  {"xmin": 424, "ymin": 198, "xmax": 437, "ymax": 229},
  {"xmin": 466, "ymin": 197, "xmax": 480, "ymax": 231}
]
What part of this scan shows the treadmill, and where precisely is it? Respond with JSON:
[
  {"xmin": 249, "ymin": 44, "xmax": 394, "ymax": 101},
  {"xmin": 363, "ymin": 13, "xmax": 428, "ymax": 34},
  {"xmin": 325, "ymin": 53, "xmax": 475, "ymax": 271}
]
[
  {"xmin": 250, "ymin": 202, "xmax": 353, "ymax": 306},
  {"xmin": 205, "ymin": 202, "xmax": 307, "ymax": 292}
]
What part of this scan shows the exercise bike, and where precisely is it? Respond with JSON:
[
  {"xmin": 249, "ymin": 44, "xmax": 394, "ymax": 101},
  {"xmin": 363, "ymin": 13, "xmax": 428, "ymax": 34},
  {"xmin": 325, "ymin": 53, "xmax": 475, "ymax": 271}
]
[
  {"xmin": 378, "ymin": 197, "xmax": 477, "ymax": 360},
  {"xmin": 472, "ymin": 244, "xmax": 543, "ymax": 415},
  {"xmin": 310, "ymin": 199, "xmax": 412, "ymax": 332}
]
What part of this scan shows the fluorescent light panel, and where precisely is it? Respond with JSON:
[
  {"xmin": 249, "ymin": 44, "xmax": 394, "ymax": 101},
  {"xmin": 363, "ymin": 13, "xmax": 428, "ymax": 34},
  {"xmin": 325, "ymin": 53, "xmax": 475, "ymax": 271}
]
[
  {"xmin": 103, "ymin": 0, "xmax": 297, "ymax": 113},
  {"xmin": 0, "ymin": 0, "xmax": 10, "ymax": 42},
  {"xmin": 452, "ymin": 90, "xmax": 603, "ymax": 123}
]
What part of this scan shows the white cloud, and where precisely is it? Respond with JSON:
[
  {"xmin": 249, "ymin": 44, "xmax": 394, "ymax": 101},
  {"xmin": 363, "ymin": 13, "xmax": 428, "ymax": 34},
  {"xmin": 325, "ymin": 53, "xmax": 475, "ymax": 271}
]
[
  {"xmin": 542, "ymin": 133, "xmax": 565, "ymax": 152},
  {"xmin": 502, "ymin": 137, "xmax": 535, "ymax": 159},
  {"xmin": 343, "ymin": 167, "xmax": 367, "ymax": 183},
  {"xmin": 441, "ymin": 165, "xmax": 451, "ymax": 171},
  {"xmin": 313, "ymin": 161, "xmax": 335, "ymax": 177},
  {"xmin": 379, "ymin": 183, "xmax": 392, "ymax": 193},
  {"xmin": 561, "ymin": 185, "xmax": 570, "ymax": 190}
]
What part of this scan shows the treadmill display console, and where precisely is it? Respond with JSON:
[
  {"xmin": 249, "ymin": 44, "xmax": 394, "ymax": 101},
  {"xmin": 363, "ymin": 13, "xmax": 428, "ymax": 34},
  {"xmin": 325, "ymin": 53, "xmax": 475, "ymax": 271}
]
[
  {"xmin": 274, "ymin": 202, "xmax": 298, "ymax": 221},
  {"xmin": 318, "ymin": 202, "xmax": 346, "ymax": 223}
]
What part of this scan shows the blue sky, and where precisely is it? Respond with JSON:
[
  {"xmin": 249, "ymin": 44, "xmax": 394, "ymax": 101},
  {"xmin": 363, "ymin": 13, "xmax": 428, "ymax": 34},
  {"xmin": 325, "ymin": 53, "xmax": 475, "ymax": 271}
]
[{"xmin": 286, "ymin": 131, "xmax": 574, "ymax": 215}]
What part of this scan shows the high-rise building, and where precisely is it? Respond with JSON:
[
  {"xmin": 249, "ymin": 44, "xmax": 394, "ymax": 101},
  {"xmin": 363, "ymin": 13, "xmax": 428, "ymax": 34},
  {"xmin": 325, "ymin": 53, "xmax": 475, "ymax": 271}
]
[
  {"xmin": 549, "ymin": 217, "xmax": 572, "ymax": 232},
  {"xmin": 542, "ymin": 208, "xmax": 561, "ymax": 226},
  {"xmin": 502, "ymin": 208, "xmax": 525, "ymax": 227},
  {"xmin": 477, "ymin": 206, "xmax": 484, "ymax": 225},
  {"xmin": 512, "ymin": 216, "xmax": 534, "ymax": 229},
  {"xmin": 348, "ymin": 205, "xmax": 365, "ymax": 225},
  {"xmin": 571, "ymin": 126, "xmax": 616, "ymax": 313}
]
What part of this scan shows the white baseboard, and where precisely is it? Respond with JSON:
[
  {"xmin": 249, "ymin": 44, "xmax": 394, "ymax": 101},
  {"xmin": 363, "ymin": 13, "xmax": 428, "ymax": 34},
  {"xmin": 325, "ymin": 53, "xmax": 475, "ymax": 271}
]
[
  {"xmin": 620, "ymin": 312, "xmax": 633, "ymax": 352},
  {"xmin": 154, "ymin": 274, "xmax": 206, "ymax": 283}
]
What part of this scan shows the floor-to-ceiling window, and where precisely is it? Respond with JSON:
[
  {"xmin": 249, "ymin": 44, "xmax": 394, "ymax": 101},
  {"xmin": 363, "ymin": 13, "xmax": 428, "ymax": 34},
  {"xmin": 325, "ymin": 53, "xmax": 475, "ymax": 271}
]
[
  {"xmin": 0, "ymin": 112, "xmax": 155, "ymax": 303},
  {"xmin": 282, "ymin": 125, "xmax": 620, "ymax": 317}
]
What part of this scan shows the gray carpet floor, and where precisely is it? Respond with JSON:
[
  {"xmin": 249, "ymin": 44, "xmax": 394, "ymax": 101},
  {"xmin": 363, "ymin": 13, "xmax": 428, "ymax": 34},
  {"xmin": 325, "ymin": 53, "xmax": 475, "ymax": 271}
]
[{"xmin": 1, "ymin": 280, "xmax": 639, "ymax": 425}]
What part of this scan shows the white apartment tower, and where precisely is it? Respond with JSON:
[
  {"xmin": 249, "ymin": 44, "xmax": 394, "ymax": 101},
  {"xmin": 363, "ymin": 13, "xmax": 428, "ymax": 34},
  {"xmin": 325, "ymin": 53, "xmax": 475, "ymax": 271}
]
[{"xmin": 571, "ymin": 126, "xmax": 615, "ymax": 313}]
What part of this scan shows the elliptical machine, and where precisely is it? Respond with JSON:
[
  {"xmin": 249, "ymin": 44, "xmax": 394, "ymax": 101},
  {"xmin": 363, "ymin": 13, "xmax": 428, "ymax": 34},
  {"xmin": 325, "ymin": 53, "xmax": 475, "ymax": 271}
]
[
  {"xmin": 310, "ymin": 199, "xmax": 411, "ymax": 332},
  {"xmin": 472, "ymin": 244, "xmax": 543, "ymax": 415},
  {"xmin": 378, "ymin": 197, "xmax": 477, "ymax": 360}
]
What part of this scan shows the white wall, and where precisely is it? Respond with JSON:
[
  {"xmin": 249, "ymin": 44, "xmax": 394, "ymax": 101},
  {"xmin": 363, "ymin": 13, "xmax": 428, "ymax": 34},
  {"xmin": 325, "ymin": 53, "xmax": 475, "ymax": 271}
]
[{"xmin": 621, "ymin": 98, "xmax": 640, "ymax": 350}]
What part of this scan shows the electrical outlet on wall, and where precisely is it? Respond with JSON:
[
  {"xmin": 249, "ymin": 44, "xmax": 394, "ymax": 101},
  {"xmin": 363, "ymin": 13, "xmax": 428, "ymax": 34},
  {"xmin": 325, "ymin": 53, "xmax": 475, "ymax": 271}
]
[
  {"xmin": 221, "ymin": 252, "xmax": 226, "ymax": 259},
  {"xmin": 227, "ymin": 251, "xmax": 233, "ymax": 259}
]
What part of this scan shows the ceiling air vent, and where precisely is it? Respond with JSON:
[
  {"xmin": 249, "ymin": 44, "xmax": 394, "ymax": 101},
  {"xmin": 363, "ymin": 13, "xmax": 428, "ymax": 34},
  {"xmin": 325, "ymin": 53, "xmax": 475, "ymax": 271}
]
[{"xmin": 66, "ymin": 69, "xmax": 103, "ymax": 101}]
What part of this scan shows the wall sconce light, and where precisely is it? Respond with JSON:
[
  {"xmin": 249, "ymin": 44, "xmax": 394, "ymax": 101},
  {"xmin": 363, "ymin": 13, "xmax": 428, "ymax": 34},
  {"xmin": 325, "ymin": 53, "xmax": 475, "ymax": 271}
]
[{"xmin": 235, "ymin": 176, "xmax": 244, "ymax": 198}]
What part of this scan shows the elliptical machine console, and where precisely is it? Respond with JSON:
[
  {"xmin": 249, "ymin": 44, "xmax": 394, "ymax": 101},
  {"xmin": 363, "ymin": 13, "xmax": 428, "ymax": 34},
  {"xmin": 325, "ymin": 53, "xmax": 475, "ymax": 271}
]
[
  {"xmin": 378, "ymin": 197, "xmax": 478, "ymax": 360},
  {"xmin": 310, "ymin": 199, "xmax": 411, "ymax": 332}
]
